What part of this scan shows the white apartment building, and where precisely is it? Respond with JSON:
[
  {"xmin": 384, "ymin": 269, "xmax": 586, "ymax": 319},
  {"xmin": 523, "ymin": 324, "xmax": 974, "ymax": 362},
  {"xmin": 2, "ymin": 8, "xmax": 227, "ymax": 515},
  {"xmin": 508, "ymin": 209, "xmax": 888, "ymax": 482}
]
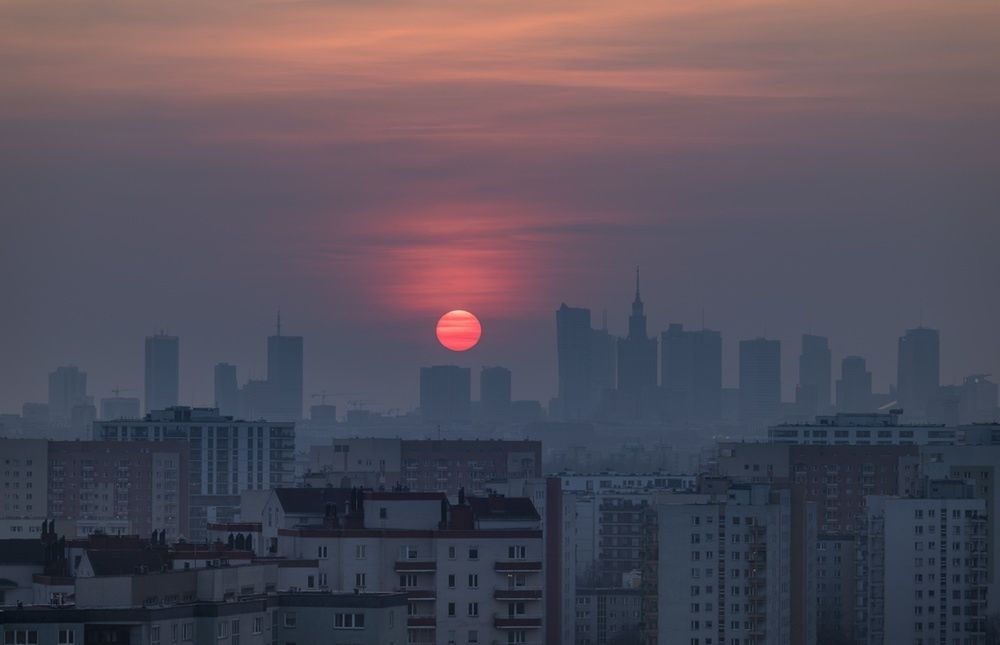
[
  {"xmin": 95, "ymin": 406, "xmax": 295, "ymax": 541},
  {"xmin": 652, "ymin": 484, "xmax": 805, "ymax": 645},
  {"xmin": 216, "ymin": 488, "xmax": 547, "ymax": 645},
  {"xmin": 768, "ymin": 411, "xmax": 958, "ymax": 446},
  {"xmin": 857, "ymin": 482, "xmax": 988, "ymax": 645}
]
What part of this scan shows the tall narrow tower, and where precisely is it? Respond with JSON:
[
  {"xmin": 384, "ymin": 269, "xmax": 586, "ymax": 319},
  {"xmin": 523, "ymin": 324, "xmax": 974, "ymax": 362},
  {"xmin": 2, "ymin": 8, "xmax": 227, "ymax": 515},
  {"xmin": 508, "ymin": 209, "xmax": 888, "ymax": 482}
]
[{"xmin": 266, "ymin": 312, "xmax": 304, "ymax": 421}]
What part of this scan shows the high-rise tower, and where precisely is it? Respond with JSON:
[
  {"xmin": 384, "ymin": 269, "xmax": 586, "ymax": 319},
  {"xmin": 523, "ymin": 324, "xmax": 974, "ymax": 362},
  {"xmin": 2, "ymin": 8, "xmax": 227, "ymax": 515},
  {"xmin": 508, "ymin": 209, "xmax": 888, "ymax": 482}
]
[
  {"xmin": 896, "ymin": 327, "xmax": 939, "ymax": 419},
  {"xmin": 616, "ymin": 268, "xmax": 657, "ymax": 395},
  {"xmin": 266, "ymin": 312, "xmax": 304, "ymax": 421},
  {"xmin": 796, "ymin": 334, "xmax": 832, "ymax": 417},
  {"xmin": 739, "ymin": 337, "xmax": 781, "ymax": 430},
  {"xmin": 144, "ymin": 333, "xmax": 179, "ymax": 413}
]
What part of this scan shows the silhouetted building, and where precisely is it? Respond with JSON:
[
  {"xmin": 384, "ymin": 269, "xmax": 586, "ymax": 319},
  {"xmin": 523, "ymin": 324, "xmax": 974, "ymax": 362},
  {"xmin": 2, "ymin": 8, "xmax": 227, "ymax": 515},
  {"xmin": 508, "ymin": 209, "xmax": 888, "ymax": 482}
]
[
  {"xmin": 479, "ymin": 366, "xmax": 511, "ymax": 420},
  {"xmin": 836, "ymin": 355, "xmax": 873, "ymax": 413},
  {"xmin": 309, "ymin": 404, "xmax": 337, "ymax": 422},
  {"xmin": 144, "ymin": 333, "xmax": 179, "ymax": 413},
  {"xmin": 266, "ymin": 314, "xmax": 304, "ymax": 421},
  {"xmin": 897, "ymin": 326, "xmax": 939, "ymax": 419},
  {"xmin": 958, "ymin": 374, "xmax": 998, "ymax": 423},
  {"xmin": 99, "ymin": 396, "xmax": 140, "ymax": 420},
  {"xmin": 419, "ymin": 365, "xmax": 471, "ymax": 423},
  {"xmin": 616, "ymin": 270, "xmax": 657, "ymax": 411},
  {"xmin": 660, "ymin": 323, "xmax": 722, "ymax": 422},
  {"xmin": 47, "ymin": 366, "xmax": 87, "ymax": 426},
  {"xmin": 238, "ymin": 378, "xmax": 274, "ymax": 420},
  {"xmin": 739, "ymin": 337, "xmax": 781, "ymax": 430},
  {"xmin": 796, "ymin": 334, "xmax": 831, "ymax": 417},
  {"xmin": 69, "ymin": 403, "xmax": 96, "ymax": 438},
  {"xmin": 590, "ymin": 317, "xmax": 617, "ymax": 402},
  {"xmin": 213, "ymin": 362, "xmax": 238, "ymax": 417},
  {"xmin": 556, "ymin": 303, "xmax": 593, "ymax": 420}
]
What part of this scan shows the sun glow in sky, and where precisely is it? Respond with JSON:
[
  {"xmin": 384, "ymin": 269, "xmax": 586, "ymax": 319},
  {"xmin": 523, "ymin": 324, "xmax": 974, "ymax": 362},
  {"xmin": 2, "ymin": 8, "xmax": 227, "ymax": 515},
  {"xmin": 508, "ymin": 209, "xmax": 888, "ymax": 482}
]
[{"xmin": 1, "ymin": 0, "xmax": 999, "ymax": 409}]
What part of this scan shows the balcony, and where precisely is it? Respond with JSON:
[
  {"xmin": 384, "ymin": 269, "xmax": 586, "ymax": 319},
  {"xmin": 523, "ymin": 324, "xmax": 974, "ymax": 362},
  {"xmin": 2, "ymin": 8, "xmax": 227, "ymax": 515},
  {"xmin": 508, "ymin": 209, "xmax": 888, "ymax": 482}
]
[
  {"xmin": 494, "ymin": 561, "xmax": 542, "ymax": 573},
  {"xmin": 395, "ymin": 561, "xmax": 437, "ymax": 572},
  {"xmin": 494, "ymin": 614, "xmax": 543, "ymax": 629},
  {"xmin": 407, "ymin": 616, "xmax": 436, "ymax": 629},
  {"xmin": 494, "ymin": 587, "xmax": 543, "ymax": 601},
  {"xmin": 407, "ymin": 589, "xmax": 437, "ymax": 600}
]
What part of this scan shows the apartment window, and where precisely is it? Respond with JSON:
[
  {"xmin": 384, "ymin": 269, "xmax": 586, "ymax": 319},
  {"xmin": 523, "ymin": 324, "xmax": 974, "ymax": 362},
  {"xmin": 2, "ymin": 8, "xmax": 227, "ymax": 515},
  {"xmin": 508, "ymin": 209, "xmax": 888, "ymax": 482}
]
[
  {"xmin": 171, "ymin": 624, "xmax": 178, "ymax": 643},
  {"xmin": 356, "ymin": 573, "xmax": 367, "ymax": 589},
  {"xmin": 468, "ymin": 630, "xmax": 479, "ymax": 644},
  {"xmin": 284, "ymin": 612, "xmax": 297, "ymax": 628},
  {"xmin": 182, "ymin": 623, "xmax": 194, "ymax": 640},
  {"xmin": 152, "ymin": 627, "xmax": 161, "ymax": 643},
  {"xmin": 468, "ymin": 602, "xmax": 479, "ymax": 617},
  {"xmin": 448, "ymin": 574, "xmax": 456, "ymax": 588},
  {"xmin": 317, "ymin": 545, "xmax": 328, "ymax": 558},
  {"xmin": 379, "ymin": 507, "xmax": 387, "ymax": 519},
  {"xmin": 400, "ymin": 546, "xmax": 418, "ymax": 560},
  {"xmin": 356, "ymin": 544, "xmax": 367, "ymax": 560},
  {"xmin": 319, "ymin": 573, "xmax": 328, "ymax": 587},
  {"xmin": 252, "ymin": 617, "xmax": 263, "ymax": 634},
  {"xmin": 468, "ymin": 574, "xmax": 479, "ymax": 588},
  {"xmin": 507, "ymin": 631, "xmax": 526, "ymax": 644},
  {"xmin": 334, "ymin": 613, "xmax": 366, "ymax": 629},
  {"xmin": 448, "ymin": 602, "xmax": 456, "ymax": 616},
  {"xmin": 4, "ymin": 631, "xmax": 38, "ymax": 644},
  {"xmin": 508, "ymin": 545, "xmax": 526, "ymax": 559},
  {"xmin": 448, "ymin": 546, "xmax": 456, "ymax": 559},
  {"xmin": 58, "ymin": 631, "xmax": 75, "ymax": 645},
  {"xmin": 399, "ymin": 574, "xmax": 417, "ymax": 588},
  {"xmin": 468, "ymin": 547, "xmax": 479, "ymax": 560},
  {"xmin": 307, "ymin": 575, "xmax": 315, "ymax": 588},
  {"xmin": 217, "ymin": 623, "xmax": 228, "ymax": 639}
]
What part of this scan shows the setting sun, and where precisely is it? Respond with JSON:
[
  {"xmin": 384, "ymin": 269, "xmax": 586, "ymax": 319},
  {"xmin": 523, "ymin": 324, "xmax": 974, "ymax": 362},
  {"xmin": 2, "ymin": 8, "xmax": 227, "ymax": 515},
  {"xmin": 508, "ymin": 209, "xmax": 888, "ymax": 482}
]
[{"xmin": 436, "ymin": 310, "xmax": 482, "ymax": 351}]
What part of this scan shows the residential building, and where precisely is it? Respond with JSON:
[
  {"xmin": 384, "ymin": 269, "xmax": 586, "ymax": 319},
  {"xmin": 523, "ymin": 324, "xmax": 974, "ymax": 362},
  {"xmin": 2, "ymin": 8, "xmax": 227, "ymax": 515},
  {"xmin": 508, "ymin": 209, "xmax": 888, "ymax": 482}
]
[
  {"xmin": 857, "ymin": 482, "xmax": 987, "ymax": 644},
  {"xmin": 574, "ymin": 587, "xmax": 641, "ymax": 645},
  {"xmin": 767, "ymin": 411, "xmax": 958, "ymax": 445},
  {"xmin": 94, "ymin": 406, "xmax": 295, "ymax": 542}
]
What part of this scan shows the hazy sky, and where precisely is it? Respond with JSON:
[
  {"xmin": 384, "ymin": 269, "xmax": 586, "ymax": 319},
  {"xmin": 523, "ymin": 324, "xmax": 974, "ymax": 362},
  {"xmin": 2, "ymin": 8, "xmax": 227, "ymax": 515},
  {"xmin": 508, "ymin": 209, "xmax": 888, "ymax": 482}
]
[{"xmin": 2, "ymin": 0, "xmax": 999, "ymax": 414}]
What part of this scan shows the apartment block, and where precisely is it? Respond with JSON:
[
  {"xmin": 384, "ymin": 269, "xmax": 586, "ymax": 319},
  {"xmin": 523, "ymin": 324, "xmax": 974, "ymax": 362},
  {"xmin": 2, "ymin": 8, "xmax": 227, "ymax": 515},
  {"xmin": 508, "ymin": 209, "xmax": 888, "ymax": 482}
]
[{"xmin": 768, "ymin": 411, "xmax": 957, "ymax": 445}]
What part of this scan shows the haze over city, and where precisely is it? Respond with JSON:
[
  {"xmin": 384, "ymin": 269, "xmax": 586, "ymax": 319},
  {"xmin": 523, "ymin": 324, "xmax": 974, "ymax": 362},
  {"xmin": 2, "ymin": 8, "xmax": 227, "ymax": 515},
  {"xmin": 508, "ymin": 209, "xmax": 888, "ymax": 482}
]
[
  {"xmin": 3, "ymin": 0, "xmax": 999, "ymax": 413},
  {"xmin": 2, "ymin": 2, "xmax": 1000, "ymax": 645}
]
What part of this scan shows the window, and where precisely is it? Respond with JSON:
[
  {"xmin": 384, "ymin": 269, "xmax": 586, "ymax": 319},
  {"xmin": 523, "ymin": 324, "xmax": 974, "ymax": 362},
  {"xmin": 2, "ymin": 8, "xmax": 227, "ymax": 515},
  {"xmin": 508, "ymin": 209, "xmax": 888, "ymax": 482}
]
[
  {"xmin": 468, "ymin": 547, "xmax": 479, "ymax": 560},
  {"xmin": 307, "ymin": 575, "xmax": 315, "ymax": 588},
  {"xmin": 152, "ymin": 627, "xmax": 161, "ymax": 643},
  {"xmin": 58, "ymin": 632, "xmax": 75, "ymax": 645},
  {"xmin": 507, "ymin": 631, "xmax": 526, "ymax": 644},
  {"xmin": 399, "ymin": 574, "xmax": 417, "ymax": 588},
  {"xmin": 334, "ymin": 613, "xmax": 366, "ymax": 629},
  {"xmin": 448, "ymin": 574, "xmax": 456, "ymax": 588},
  {"xmin": 217, "ymin": 623, "xmax": 228, "ymax": 639},
  {"xmin": 284, "ymin": 612, "xmax": 297, "ymax": 628},
  {"xmin": 356, "ymin": 544, "xmax": 367, "ymax": 560},
  {"xmin": 171, "ymin": 624, "xmax": 178, "ymax": 644},
  {"xmin": 508, "ymin": 545, "xmax": 526, "ymax": 559},
  {"xmin": 448, "ymin": 546, "xmax": 456, "ymax": 559},
  {"xmin": 400, "ymin": 546, "xmax": 418, "ymax": 560},
  {"xmin": 4, "ymin": 631, "xmax": 38, "ymax": 644},
  {"xmin": 468, "ymin": 574, "xmax": 479, "ymax": 588},
  {"xmin": 356, "ymin": 573, "xmax": 367, "ymax": 589},
  {"xmin": 182, "ymin": 624, "xmax": 194, "ymax": 640},
  {"xmin": 468, "ymin": 602, "xmax": 479, "ymax": 617},
  {"xmin": 252, "ymin": 617, "xmax": 263, "ymax": 634},
  {"xmin": 448, "ymin": 602, "xmax": 456, "ymax": 616},
  {"xmin": 468, "ymin": 630, "xmax": 479, "ymax": 644},
  {"xmin": 317, "ymin": 545, "xmax": 328, "ymax": 558},
  {"xmin": 379, "ymin": 507, "xmax": 387, "ymax": 519}
]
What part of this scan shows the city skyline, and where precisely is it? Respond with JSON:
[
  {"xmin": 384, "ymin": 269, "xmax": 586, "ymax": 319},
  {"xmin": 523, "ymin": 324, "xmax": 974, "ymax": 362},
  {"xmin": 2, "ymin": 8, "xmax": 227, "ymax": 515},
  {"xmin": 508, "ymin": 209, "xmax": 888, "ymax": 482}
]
[{"xmin": 2, "ymin": 0, "xmax": 999, "ymax": 414}]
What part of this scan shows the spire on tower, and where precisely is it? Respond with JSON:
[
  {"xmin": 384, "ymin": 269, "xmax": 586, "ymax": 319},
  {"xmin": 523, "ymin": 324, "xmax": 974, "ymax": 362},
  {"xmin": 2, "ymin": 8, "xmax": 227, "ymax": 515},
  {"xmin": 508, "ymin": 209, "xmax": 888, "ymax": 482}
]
[{"xmin": 635, "ymin": 265, "xmax": 641, "ymax": 300}]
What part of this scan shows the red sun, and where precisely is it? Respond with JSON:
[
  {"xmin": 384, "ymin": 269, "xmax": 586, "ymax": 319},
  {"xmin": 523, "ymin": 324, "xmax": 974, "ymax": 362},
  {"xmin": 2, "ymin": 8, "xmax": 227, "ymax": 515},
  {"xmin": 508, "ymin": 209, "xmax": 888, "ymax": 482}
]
[{"xmin": 436, "ymin": 310, "xmax": 482, "ymax": 351}]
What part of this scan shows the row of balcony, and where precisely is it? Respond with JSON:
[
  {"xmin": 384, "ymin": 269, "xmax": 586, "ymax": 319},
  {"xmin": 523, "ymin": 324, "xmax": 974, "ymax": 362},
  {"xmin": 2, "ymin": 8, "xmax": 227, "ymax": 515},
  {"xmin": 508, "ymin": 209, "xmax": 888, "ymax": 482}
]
[{"xmin": 406, "ymin": 615, "xmax": 543, "ymax": 629}]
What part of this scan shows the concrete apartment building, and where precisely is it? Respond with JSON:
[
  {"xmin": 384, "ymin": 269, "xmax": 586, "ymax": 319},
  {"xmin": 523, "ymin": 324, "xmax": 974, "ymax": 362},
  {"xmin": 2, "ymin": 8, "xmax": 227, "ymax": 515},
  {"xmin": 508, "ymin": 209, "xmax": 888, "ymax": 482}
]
[
  {"xmin": 0, "ymin": 553, "xmax": 406, "ymax": 645},
  {"xmin": 644, "ymin": 482, "xmax": 815, "ymax": 645},
  {"xmin": 767, "ymin": 411, "xmax": 958, "ymax": 445},
  {"xmin": 856, "ymin": 482, "xmax": 988, "ymax": 645},
  {"xmin": 574, "ymin": 587, "xmax": 642, "ymax": 645},
  {"xmin": 306, "ymin": 438, "xmax": 542, "ymax": 495},
  {"xmin": 0, "ymin": 439, "xmax": 48, "ymax": 528},
  {"xmin": 94, "ymin": 407, "xmax": 295, "ymax": 542},
  {"xmin": 216, "ymin": 487, "xmax": 547, "ymax": 645}
]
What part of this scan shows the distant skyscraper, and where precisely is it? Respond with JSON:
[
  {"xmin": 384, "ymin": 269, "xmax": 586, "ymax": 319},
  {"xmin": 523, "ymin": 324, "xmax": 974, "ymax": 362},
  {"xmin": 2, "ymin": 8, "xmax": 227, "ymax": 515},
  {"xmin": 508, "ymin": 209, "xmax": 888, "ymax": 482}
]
[
  {"xmin": 739, "ymin": 338, "xmax": 781, "ymax": 430},
  {"xmin": 480, "ymin": 366, "xmax": 512, "ymax": 420},
  {"xmin": 266, "ymin": 313, "xmax": 304, "ymax": 421},
  {"xmin": 99, "ymin": 396, "xmax": 141, "ymax": 420},
  {"xmin": 47, "ymin": 366, "xmax": 87, "ymax": 425},
  {"xmin": 214, "ymin": 362, "xmax": 239, "ymax": 417},
  {"xmin": 836, "ymin": 355, "xmax": 873, "ymax": 413},
  {"xmin": 590, "ymin": 313, "xmax": 617, "ymax": 399},
  {"xmin": 144, "ymin": 333, "xmax": 179, "ymax": 413},
  {"xmin": 556, "ymin": 303, "xmax": 593, "ymax": 420},
  {"xmin": 616, "ymin": 269, "xmax": 657, "ymax": 395},
  {"xmin": 796, "ymin": 334, "xmax": 831, "ymax": 417},
  {"xmin": 420, "ymin": 365, "xmax": 471, "ymax": 423},
  {"xmin": 896, "ymin": 327, "xmax": 940, "ymax": 418},
  {"xmin": 660, "ymin": 324, "xmax": 722, "ymax": 421}
]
